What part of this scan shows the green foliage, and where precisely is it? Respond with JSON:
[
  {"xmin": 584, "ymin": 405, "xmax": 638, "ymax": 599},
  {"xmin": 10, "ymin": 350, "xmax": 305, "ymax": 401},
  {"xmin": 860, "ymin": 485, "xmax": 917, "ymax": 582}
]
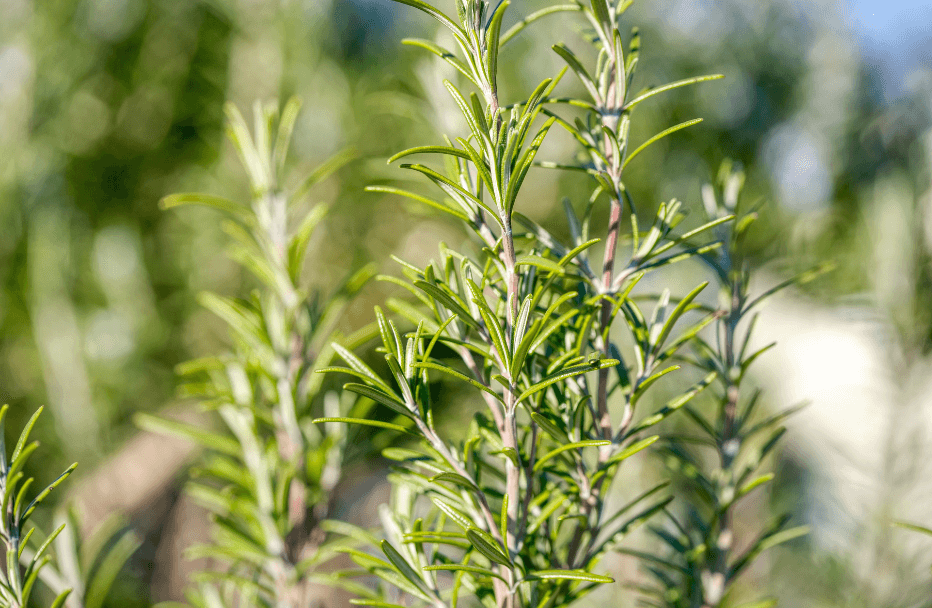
[
  {"xmin": 140, "ymin": 99, "xmax": 376, "ymax": 607},
  {"xmin": 321, "ymin": 1, "xmax": 757, "ymax": 606},
  {"xmin": 638, "ymin": 164, "xmax": 818, "ymax": 607},
  {"xmin": 0, "ymin": 407, "xmax": 75, "ymax": 608},
  {"xmin": 32, "ymin": 509, "xmax": 142, "ymax": 608},
  {"xmin": 6, "ymin": 0, "xmax": 932, "ymax": 605},
  {"xmin": 0, "ymin": 405, "xmax": 140, "ymax": 608}
]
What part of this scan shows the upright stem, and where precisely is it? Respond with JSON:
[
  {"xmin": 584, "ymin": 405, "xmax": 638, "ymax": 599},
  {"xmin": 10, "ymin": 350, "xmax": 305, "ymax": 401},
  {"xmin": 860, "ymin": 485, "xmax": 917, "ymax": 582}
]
[
  {"xmin": 703, "ymin": 273, "xmax": 743, "ymax": 608},
  {"xmin": 596, "ymin": 196, "xmax": 623, "ymax": 443},
  {"xmin": 500, "ymin": 215, "xmax": 521, "ymax": 608},
  {"xmin": 572, "ymin": 44, "xmax": 627, "ymax": 570}
]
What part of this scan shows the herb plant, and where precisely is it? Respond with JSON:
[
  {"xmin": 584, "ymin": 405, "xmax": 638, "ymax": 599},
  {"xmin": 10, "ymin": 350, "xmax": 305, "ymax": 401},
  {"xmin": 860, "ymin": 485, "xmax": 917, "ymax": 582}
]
[
  {"xmin": 322, "ymin": 1, "xmax": 747, "ymax": 607},
  {"xmin": 639, "ymin": 165, "xmax": 815, "ymax": 607},
  {"xmin": 0, "ymin": 407, "xmax": 76, "ymax": 608},
  {"xmin": 138, "ymin": 99, "xmax": 375, "ymax": 608}
]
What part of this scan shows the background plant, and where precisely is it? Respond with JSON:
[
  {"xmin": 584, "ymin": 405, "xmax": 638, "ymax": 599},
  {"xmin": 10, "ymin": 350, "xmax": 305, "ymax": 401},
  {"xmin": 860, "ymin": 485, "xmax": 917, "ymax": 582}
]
[
  {"xmin": 137, "ymin": 99, "xmax": 376, "ymax": 608},
  {"xmin": 0, "ymin": 406, "xmax": 75, "ymax": 608},
  {"xmin": 0, "ymin": 408, "xmax": 137, "ymax": 608},
  {"xmin": 634, "ymin": 164, "xmax": 821, "ymax": 608}
]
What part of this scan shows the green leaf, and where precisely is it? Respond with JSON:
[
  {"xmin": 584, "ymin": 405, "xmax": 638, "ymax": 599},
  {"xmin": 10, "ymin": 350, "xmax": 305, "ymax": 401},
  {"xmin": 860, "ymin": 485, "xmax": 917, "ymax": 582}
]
[
  {"xmin": 758, "ymin": 525, "xmax": 810, "ymax": 552},
  {"xmin": 388, "ymin": 0, "xmax": 464, "ymax": 35},
  {"xmin": 736, "ymin": 473, "xmax": 775, "ymax": 501},
  {"xmin": 728, "ymin": 519, "xmax": 808, "ymax": 581},
  {"xmin": 22, "ymin": 463, "xmax": 77, "ymax": 521},
  {"xmin": 84, "ymin": 530, "xmax": 141, "ymax": 608},
  {"xmin": 534, "ymin": 440, "xmax": 610, "ymax": 472},
  {"xmin": 288, "ymin": 202, "xmax": 329, "ymax": 280},
  {"xmin": 893, "ymin": 521, "xmax": 932, "ymax": 537},
  {"xmin": 516, "ymin": 255, "xmax": 564, "ymax": 275},
  {"xmin": 506, "ymin": 116, "xmax": 557, "ymax": 213},
  {"xmin": 134, "ymin": 413, "xmax": 240, "ymax": 457},
  {"xmin": 224, "ymin": 102, "xmax": 266, "ymax": 190},
  {"xmin": 466, "ymin": 527, "xmax": 511, "ymax": 567},
  {"xmin": 442, "ymin": 81, "xmax": 490, "ymax": 147},
  {"xmin": 33, "ymin": 523, "xmax": 66, "ymax": 564},
  {"xmin": 598, "ymin": 481, "xmax": 670, "ymax": 529},
  {"xmin": 631, "ymin": 366, "xmax": 680, "ymax": 407},
  {"xmin": 404, "ymin": 532, "xmax": 470, "ymax": 550},
  {"xmin": 343, "ymin": 383, "xmax": 413, "ymax": 419},
  {"xmin": 416, "ymin": 362, "xmax": 503, "ymax": 402},
  {"xmin": 13, "ymin": 408, "xmax": 43, "ymax": 464},
  {"xmin": 401, "ymin": 39, "xmax": 477, "ymax": 85},
  {"xmin": 0, "ymin": 404, "xmax": 8, "ymax": 472},
  {"xmin": 312, "ymin": 417, "xmax": 413, "ymax": 434},
  {"xmin": 512, "ymin": 296, "xmax": 533, "ymax": 352},
  {"xmin": 500, "ymin": 493, "xmax": 509, "ymax": 554},
  {"xmin": 485, "ymin": 1, "xmax": 510, "ymax": 90},
  {"xmin": 652, "ymin": 281, "xmax": 708, "ymax": 352},
  {"xmin": 414, "ymin": 281, "xmax": 479, "ymax": 329},
  {"xmin": 613, "ymin": 28, "xmax": 626, "ymax": 104},
  {"xmin": 365, "ymin": 185, "xmax": 471, "ymax": 222},
  {"xmin": 589, "ymin": 0, "xmax": 612, "ymax": 36},
  {"xmin": 432, "ymin": 497, "xmax": 475, "ymax": 531},
  {"xmin": 530, "ymin": 412, "xmax": 569, "ymax": 443},
  {"xmin": 623, "ymin": 74, "xmax": 725, "ymax": 110},
  {"xmin": 423, "ymin": 564, "xmax": 506, "ymax": 582},
  {"xmin": 501, "ymin": 4, "xmax": 584, "ymax": 46},
  {"xmin": 605, "ymin": 435, "xmax": 659, "ymax": 466},
  {"xmin": 606, "ymin": 497, "xmax": 674, "ymax": 543},
  {"xmin": 380, "ymin": 540, "xmax": 431, "ymax": 596},
  {"xmin": 526, "ymin": 569, "xmax": 614, "ymax": 583},
  {"xmin": 518, "ymin": 360, "xmax": 617, "ymax": 405},
  {"xmin": 529, "ymin": 308, "xmax": 578, "ymax": 353},
  {"xmin": 455, "ymin": 136, "xmax": 497, "ymax": 195},
  {"xmin": 626, "ymin": 371, "xmax": 716, "ymax": 436},
  {"xmin": 197, "ymin": 293, "xmax": 265, "ymax": 349},
  {"xmin": 429, "ymin": 472, "xmax": 477, "ymax": 490},
  {"xmin": 388, "ymin": 145, "xmax": 472, "ymax": 164},
  {"xmin": 159, "ymin": 193, "xmax": 250, "ymax": 220},
  {"xmin": 622, "ymin": 118, "xmax": 703, "ymax": 170},
  {"xmin": 743, "ymin": 262, "xmax": 835, "ymax": 314},
  {"xmin": 466, "ymin": 281, "xmax": 511, "ymax": 370},
  {"xmin": 291, "ymin": 147, "xmax": 358, "ymax": 204},
  {"xmin": 50, "ymin": 590, "xmax": 73, "ymax": 608},
  {"xmin": 485, "ymin": 446, "xmax": 517, "ymax": 468},
  {"xmin": 552, "ymin": 44, "xmax": 601, "ymax": 103},
  {"xmin": 331, "ymin": 343, "xmax": 394, "ymax": 392},
  {"xmin": 273, "ymin": 97, "xmax": 301, "ymax": 178},
  {"xmin": 527, "ymin": 493, "xmax": 568, "ymax": 535},
  {"xmin": 559, "ymin": 238, "xmax": 600, "ymax": 269}
]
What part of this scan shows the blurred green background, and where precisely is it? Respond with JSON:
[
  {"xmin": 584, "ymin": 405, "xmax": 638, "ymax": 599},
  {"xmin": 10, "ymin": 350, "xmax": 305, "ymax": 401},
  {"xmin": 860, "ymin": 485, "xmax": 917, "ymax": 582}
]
[{"xmin": 1, "ymin": 0, "xmax": 931, "ymax": 605}]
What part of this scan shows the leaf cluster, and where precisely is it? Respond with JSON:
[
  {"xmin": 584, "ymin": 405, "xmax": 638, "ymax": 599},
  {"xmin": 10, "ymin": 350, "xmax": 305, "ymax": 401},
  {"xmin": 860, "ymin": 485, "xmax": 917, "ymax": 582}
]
[
  {"xmin": 323, "ymin": 2, "xmax": 746, "ymax": 607},
  {"xmin": 638, "ymin": 164, "xmax": 819, "ymax": 608},
  {"xmin": 142, "ymin": 99, "xmax": 376, "ymax": 607},
  {"xmin": 0, "ymin": 407, "xmax": 75, "ymax": 608}
]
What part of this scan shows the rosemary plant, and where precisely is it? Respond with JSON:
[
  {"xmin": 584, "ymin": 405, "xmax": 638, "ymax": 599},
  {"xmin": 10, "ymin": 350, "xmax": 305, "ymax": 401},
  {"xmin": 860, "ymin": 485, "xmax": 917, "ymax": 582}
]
[
  {"xmin": 641, "ymin": 165, "xmax": 814, "ymax": 607},
  {"xmin": 138, "ymin": 99, "xmax": 375, "ymax": 607},
  {"xmin": 323, "ymin": 1, "xmax": 736, "ymax": 606},
  {"xmin": 0, "ymin": 406, "xmax": 75, "ymax": 608}
]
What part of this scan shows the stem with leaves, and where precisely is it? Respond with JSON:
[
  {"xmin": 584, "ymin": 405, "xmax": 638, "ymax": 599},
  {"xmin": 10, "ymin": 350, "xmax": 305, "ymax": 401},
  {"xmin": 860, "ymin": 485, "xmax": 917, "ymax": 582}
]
[
  {"xmin": 538, "ymin": 0, "xmax": 728, "ymax": 580},
  {"xmin": 0, "ymin": 407, "xmax": 76, "ymax": 608},
  {"xmin": 140, "ymin": 98, "xmax": 375, "ymax": 608},
  {"xmin": 641, "ymin": 163, "xmax": 820, "ymax": 607},
  {"xmin": 330, "ymin": 2, "xmax": 734, "ymax": 607}
]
